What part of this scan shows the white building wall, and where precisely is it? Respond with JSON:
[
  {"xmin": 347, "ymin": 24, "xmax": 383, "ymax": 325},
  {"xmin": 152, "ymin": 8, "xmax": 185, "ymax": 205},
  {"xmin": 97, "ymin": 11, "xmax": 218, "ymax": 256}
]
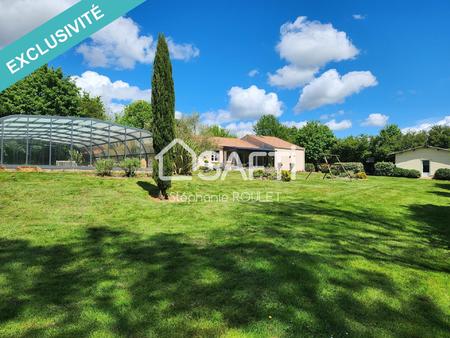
[
  {"xmin": 395, "ymin": 148, "xmax": 450, "ymax": 176},
  {"xmin": 274, "ymin": 148, "xmax": 305, "ymax": 171}
]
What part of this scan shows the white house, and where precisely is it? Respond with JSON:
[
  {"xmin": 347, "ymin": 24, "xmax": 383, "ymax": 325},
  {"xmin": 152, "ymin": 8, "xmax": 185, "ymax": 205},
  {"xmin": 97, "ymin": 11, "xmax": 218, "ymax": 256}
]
[
  {"xmin": 392, "ymin": 146, "xmax": 450, "ymax": 177},
  {"xmin": 203, "ymin": 135, "xmax": 305, "ymax": 171}
]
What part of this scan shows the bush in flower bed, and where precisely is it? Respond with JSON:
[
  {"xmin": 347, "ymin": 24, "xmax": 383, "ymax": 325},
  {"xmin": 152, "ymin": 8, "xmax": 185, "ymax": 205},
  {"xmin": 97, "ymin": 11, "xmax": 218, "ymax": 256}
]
[
  {"xmin": 354, "ymin": 172, "xmax": 368, "ymax": 179},
  {"xmin": 95, "ymin": 159, "xmax": 115, "ymax": 176},
  {"xmin": 434, "ymin": 168, "xmax": 450, "ymax": 180},
  {"xmin": 252, "ymin": 169, "xmax": 264, "ymax": 178},
  {"xmin": 119, "ymin": 158, "xmax": 141, "ymax": 177},
  {"xmin": 281, "ymin": 170, "xmax": 291, "ymax": 182}
]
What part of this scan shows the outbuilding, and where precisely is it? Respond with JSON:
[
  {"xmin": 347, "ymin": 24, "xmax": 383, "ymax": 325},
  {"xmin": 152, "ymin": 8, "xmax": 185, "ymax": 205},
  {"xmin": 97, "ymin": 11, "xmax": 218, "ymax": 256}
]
[{"xmin": 391, "ymin": 146, "xmax": 450, "ymax": 177}]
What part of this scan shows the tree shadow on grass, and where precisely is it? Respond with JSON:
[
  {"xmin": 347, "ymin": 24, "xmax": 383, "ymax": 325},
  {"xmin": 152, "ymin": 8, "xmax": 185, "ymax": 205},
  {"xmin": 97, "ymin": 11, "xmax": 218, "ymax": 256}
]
[
  {"xmin": 136, "ymin": 180, "xmax": 160, "ymax": 198},
  {"xmin": 434, "ymin": 182, "xmax": 450, "ymax": 190},
  {"xmin": 431, "ymin": 182, "xmax": 450, "ymax": 198},
  {"xmin": 0, "ymin": 202, "xmax": 449, "ymax": 337},
  {"xmin": 409, "ymin": 204, "xmax": 450, "ymax": 249}
]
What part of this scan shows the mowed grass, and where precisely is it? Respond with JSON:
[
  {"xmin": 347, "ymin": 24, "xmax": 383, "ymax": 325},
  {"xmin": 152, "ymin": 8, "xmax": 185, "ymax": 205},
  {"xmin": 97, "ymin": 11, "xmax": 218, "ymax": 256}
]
[{"xmin": 0, "ymin": 171, "xmax": 449, "ymax": 338}]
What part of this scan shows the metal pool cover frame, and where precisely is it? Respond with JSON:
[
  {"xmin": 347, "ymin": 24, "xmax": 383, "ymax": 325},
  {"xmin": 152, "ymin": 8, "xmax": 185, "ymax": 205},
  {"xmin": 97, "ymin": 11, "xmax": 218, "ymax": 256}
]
[{"xmin": 0, "ymin": 115, "xmax": 153, "ymax": 166}]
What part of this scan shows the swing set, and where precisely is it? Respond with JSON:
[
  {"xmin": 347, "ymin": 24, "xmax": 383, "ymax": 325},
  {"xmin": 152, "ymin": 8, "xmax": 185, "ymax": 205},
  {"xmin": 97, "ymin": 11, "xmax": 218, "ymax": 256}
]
[{"xmin": 305, "ymin": 154, "xmax": 353, "ymax": 180}]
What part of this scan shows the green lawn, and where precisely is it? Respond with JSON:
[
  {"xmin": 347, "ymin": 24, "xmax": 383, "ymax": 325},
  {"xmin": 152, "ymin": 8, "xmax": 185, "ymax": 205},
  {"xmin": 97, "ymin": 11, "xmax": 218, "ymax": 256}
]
[{"xmin": 0, "ymin": 172, "xmax": 449, "ymax": 337}]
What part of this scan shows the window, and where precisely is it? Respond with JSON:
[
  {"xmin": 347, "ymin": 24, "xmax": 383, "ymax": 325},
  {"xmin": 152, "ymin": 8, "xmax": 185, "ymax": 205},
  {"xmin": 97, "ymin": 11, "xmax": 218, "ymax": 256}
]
[
  {"xmin": 422, "ymin": 160, "xmax": 430, "ymax": 173},
  {"xmin": 211, "ymin": 152, "xmax": 219, "ymax": 162}
]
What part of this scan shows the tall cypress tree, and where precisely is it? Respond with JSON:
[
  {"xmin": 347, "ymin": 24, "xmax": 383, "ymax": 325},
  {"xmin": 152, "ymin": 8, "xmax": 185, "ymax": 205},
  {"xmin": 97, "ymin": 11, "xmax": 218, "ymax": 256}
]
[{"xmin": 151, "ymin": 34, "xmax": 176, "ymax": 199}]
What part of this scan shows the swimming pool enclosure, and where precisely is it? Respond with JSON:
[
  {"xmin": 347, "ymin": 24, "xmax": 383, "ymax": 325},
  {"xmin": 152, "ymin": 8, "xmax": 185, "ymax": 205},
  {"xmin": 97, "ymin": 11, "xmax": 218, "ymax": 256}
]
[{"xmin": 0, "ymin": 115, "xmax": 154, "ymax": 168}]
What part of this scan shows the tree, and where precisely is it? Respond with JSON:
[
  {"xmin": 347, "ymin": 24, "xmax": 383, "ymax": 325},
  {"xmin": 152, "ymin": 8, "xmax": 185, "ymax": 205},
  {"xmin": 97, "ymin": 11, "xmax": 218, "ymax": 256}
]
[
  {"xmin": 370, "ymin": 124, "xmax": 403, "ymax": 161},
  {"xmin": 295, "ymin": 121, "xmax": 336, "ymax": 163},
  {"xmin": 400, "ymin": 131, "xmax": 427, "ymax": 150},
  {"xmin": 79, "ymin": 92, "xmax": 107, "ymax": 120},
  {"xmin": 201, "ymin": 124, "xmax": 234, "ymax": 137},
  {"xmin": 151, "ymin": 34, "xmax": 176, "ymax": 199},
  {"xmin": 332, "ymin": 135, "xmax": 371, "ymax": 162},
  {"xmin": 0, "ymin": 65, "xmax": 81, "ymax": 117},
  {"xmin": 116, "ymin": 100, "xmax": 152, "ymax": 130},
  {"xmin": 427, "ymin": 125, "xmax": 450, "ymax": 148},
  {"xmin": 174, "ymin": 114, "xmax": 214, "ymax": 174},
  {"xmin": 254, "ymin": 115, "xmax": 285, "ymax": 138}
]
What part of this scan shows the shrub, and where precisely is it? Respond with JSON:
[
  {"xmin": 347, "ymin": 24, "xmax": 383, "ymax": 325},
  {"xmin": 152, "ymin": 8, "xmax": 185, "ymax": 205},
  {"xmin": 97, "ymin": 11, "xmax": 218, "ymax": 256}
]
[
  {"xmin": 319, "ymin": 164, "xmax": 330, "ymax": 173},
  {"xmin": 252, "ymin": 169, "xmax": 264, "ymax": 179},
  {"xmin": 263, "ymin": 168, "xmax": 277, "ymax": 180},
  {"xmin": 374, "ymin": 162, "xmax": 395, "ymax": 176},
  {"xmin": 305, "ymin": 163, "xmax": 315, "ymax": 172},
  {"xmin": 354, "ymin": 172, "xmax": 367, "ymax": 180},
  {"xmin": 68, "ymin": 149, "xmax": 83, "ymax": 165},
  {"xmin": 199, "ymin": 165, "xmax": 216, "ymax": 173},
  {"xmin": 281, "ymin": 170, "xmax": 291, "ymax": 182},
  {"xmin": 392, "ymin": 167, "xmax": 421, "ymax": 178},
  {"xmin": 119, "ymin": 158, "xmax": 141, "ymax": 177},
  {"xmin": 319, "ymin": 162, "xmax": 364, "ymax": 175},
  {"xmin": 434, "ymin": 168, "xmax": 450, "ymax": 180},
  {"xmin": 339, "ymin": 162, "xmax": 365, "ymax": 174},
  {"xmin": 95, "ymin": 159, "xmax": 114, "ymax": 176}
]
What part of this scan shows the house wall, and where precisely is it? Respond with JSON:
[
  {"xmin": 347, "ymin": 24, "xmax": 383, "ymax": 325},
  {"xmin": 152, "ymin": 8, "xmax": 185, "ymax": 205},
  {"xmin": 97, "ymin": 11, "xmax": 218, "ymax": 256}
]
[
  {"xmin": 274, "ymin": 148, "xmax": 305, "ymax": 171},
  {"xmin": 395, "ymin": 148, "xmax": 450, "ymax": 176}
]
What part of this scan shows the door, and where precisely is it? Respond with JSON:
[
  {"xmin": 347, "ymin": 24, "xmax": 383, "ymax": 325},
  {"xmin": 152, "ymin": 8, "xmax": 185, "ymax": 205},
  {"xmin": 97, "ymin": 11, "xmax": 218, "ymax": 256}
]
[{"xmin": 422, "ymin": 160, "xmax": 430, "ymax": 175}]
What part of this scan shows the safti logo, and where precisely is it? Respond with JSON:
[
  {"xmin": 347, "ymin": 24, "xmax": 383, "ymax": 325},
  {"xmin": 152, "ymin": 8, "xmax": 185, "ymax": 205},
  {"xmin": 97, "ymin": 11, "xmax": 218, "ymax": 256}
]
[{"xmin": 154, "ymin": 138, "xmax": 298, "ymax": 181}]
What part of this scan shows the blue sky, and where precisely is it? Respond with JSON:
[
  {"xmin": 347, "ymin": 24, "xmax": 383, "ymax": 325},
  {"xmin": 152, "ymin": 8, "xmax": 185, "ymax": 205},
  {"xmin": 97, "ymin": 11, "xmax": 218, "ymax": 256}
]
[{"xmin": 2, "ymin": 0, "xmax": 450, "ymax": 137}]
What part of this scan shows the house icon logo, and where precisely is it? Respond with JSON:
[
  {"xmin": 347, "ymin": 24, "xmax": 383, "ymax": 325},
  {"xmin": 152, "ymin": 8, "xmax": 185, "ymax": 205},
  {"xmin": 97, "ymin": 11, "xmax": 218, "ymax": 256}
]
[{"xmin": 155, "ymin": 138, "xmax": 197, "ymax": 181}]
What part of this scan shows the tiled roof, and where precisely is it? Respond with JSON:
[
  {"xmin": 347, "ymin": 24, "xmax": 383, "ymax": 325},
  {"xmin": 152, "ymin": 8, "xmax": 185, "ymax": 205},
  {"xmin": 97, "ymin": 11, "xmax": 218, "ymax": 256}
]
[
  {"xmin": 243, "ymin": 135, "xmax": 304, "ymax": 150},
  {"xmin": 211, "ymin": 137, "xmax": 263, "ymax": 150},
  {"xmin": 211, "ymin": 135, "xmax": 304, "ymax": 151}
]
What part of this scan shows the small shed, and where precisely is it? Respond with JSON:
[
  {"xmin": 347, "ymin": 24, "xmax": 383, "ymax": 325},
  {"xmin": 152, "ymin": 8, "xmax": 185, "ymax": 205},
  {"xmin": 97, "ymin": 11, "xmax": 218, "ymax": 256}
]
[{"xmin": 391, "ymin": 146, "xmax": 450, "ymax": 177}]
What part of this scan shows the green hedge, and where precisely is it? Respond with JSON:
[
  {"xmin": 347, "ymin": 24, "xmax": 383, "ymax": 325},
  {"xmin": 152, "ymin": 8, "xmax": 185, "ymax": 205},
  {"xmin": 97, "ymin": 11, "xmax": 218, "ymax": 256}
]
[
  {"xmin": 392, "ymin": 167, "xmax": 421, "ymax": 178},
  {"xmin": 374, "ymin": 162, "xmax": 420, "ymax": 178},
  {"xmin": 434, "ymin": 168, "xmax": 450, "ymax": 180},
  {"xmin": 374, "ymin": 162, "xmax": 395, "ymax": 176},
  {"xmin": 320, "ymin": 162, "xmax": 365, "ymax": 175}
]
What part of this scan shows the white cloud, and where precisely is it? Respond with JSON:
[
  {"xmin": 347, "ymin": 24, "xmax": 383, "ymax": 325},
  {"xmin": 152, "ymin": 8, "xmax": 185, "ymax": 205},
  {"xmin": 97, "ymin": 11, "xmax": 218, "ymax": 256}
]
[
  {"xmin": 282, "ymin": 120, "xmax": 307, "ymax": 129},
  {"xmin": 77, "ymin": 17, "xmax": 199, "ymax": 69},
  {"xmin": 295, "ymin": 69, "xmax": 377, "ymax": 112},
  {"xmin": 325, "ymin": 119, "xmax": 352, "ymax": 131},
  {"xmin": 353, "ymin": 14, "xmax": 366, "ymax": 20},
  {"xmin": 248, "ymin": 69, "xmax": 259, "ymax": 77},
  {"xmin": 0, "ymin": 0, "xmax": 79, "ymax": 48},
  {"xmin": 320, "ymin": 110, "xmax": 345, "ymax": 120},
  {"xmin": 72, "ymin": 71, "xmax": 150, "ymax": 115},
  {"xmin": 201, "ymin": 109, "xmax": 233, "ymax": 126},
  {"xmin": 268, "ymin": 65, "xmax": 316, "ymax": 89},
  {"xmin": 224, "ymin": 121, "xmax": 255, "ymax": 138},
  {"xmin": 278, "ymin": 16, "xmax": 359, "ymax": 68},
  {"xmin": 269, "ymin": 16, "xmax": 359, "ymax": 89},
  {"xmin": 361, "ymin": 113, "xmax": 389, "ymax": 127},
  {"xmin": 200, "ymin": 85, "xmax": 283, "ymax": 131},
  {"xmin": 175, "ymin": 111, "xmax": 183, "ymax": 119},
  {"xmin": 109, "ymin": 103, "xmax": 126, "ymax": 115},
  {"xmin": 166, "ymin": 38, "xmax": 200, "ymax": 61},
  {"xmin": 401, "ymin": 116, "xmax": 450, "ymax": 133},
  {"xmin": 228, "ymin": 85, "xmax": 283, "ymax": 119}
]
